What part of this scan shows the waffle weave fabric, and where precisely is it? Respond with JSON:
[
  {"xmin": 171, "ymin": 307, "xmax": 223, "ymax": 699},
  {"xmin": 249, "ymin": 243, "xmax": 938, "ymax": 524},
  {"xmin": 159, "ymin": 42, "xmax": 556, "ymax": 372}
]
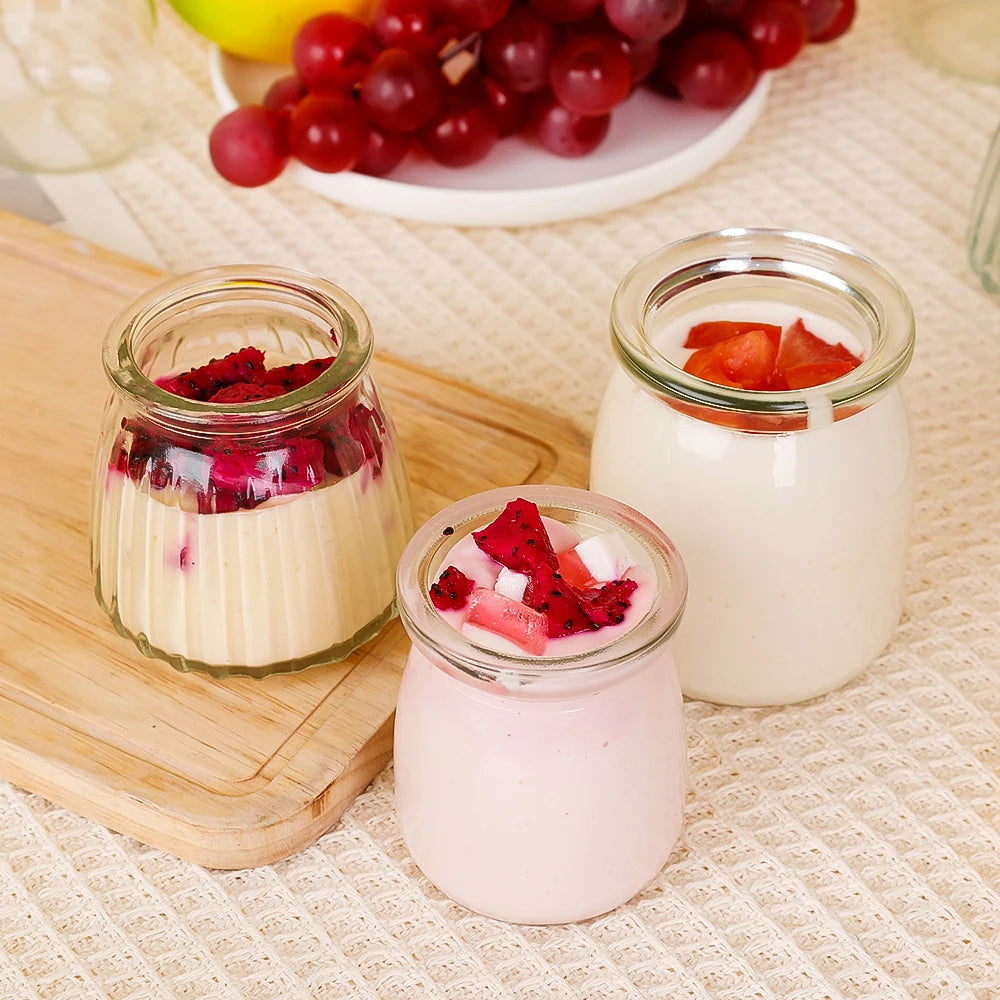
[{"xmin": 3, "ymin": 0, "xmax": 1000, "ymax": 997}]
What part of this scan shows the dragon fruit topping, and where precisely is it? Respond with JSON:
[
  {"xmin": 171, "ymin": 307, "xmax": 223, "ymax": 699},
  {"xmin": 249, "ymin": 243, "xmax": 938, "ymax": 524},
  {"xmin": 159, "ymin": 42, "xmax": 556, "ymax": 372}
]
[
  {"xmin": 430, "ymin": 566, "xmax": 476, "ymax": 611},
  {"xmin": 111, "ymin": 342, "xmax": 385, "ymax": 513},
  {"xmin": 156, "ymin": 347, "xmax": 267, "ymax": 401},
  {"xmin": 471, "ymin": 499, "xmax": 558, "ymax": 574},
  {"xmin": 434, "ymin": 500, "xmax": 641, "ymax": 650}
]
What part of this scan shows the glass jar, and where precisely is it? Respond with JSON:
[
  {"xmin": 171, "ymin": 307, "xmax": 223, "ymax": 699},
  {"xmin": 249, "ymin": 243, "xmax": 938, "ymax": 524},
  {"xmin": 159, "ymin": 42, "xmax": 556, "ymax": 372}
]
[
  {"xmin": 393, "ymin": 484, "xmax": 688, "ymax": 924},
  {"xmin": 591, "ymin": 229, "xmax": 915, "ymax": 707},
  {"xmin": 894, "ymin": 0, "xmax": 1000, "ymax": 85},
  {"xmin": 90, "ymin": 266, "xmax": 414, "ymax": 679},
  {"xmin": 968, "ymin": 119, "xmax": 1000, "ymax": 297},
  {"xmin": 0, "ymin": 0, "xmax": 160, "ymax": 172}
]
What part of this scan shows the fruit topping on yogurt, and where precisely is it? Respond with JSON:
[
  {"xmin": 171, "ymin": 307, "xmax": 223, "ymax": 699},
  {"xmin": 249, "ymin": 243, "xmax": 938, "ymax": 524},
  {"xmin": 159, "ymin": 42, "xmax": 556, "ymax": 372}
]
[
  {"xmin": 111, "ymin": 343, "xmax": 388, "ymax": 514},
  {"xmin": 429, "ymin": 498, "xmax": 649, "ymax": 656},
  {"xmin": 682, "ymin": 316, "xmax": 863, "ymax": 391}
]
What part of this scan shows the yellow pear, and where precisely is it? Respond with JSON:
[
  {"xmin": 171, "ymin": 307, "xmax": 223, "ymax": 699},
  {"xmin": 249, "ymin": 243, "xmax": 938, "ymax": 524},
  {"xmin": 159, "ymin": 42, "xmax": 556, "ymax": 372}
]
[{"xmin": 168, "ymin": 0, "xmax": 375, "ymax": 64}]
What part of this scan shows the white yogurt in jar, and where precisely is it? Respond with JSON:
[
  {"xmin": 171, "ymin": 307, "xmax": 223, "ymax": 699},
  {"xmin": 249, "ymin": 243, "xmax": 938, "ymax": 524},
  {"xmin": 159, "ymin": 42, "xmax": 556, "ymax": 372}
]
[
  {"xmin": 393, "ymin": 486, "xmax": 688, "ymax": 924},
  {"xmin": 593, "ymin": 289, "xmax": 914, "ymax": 706},
  {"xmin": 97, "ymin": 452, "xmax": 411, "ymax": 672}
]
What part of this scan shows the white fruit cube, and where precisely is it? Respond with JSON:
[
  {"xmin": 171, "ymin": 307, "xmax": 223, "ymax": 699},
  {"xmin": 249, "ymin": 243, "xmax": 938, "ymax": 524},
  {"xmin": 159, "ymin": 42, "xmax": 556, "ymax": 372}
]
[
  {"xmin": 574, "ymin": 530, "xmax": 632, "ymax": 582},
  {"xmin": 494, "ymin": 566, "xmax": 530, "ymax": 602}
]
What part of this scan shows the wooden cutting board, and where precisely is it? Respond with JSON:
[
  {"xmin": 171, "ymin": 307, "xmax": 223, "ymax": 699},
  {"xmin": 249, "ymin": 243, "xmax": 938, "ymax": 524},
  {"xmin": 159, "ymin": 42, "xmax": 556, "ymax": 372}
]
[{"xmin": 0, "ymin": 209, "xmax": 589, "ymax": 869}]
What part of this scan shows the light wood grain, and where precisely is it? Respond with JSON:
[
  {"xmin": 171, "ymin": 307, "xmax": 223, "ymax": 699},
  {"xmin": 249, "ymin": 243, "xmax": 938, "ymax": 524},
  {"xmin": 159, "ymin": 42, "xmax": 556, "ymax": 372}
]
[{"xmin": 0, "ymin": 209, "xmax": 589, "ymax": 869}]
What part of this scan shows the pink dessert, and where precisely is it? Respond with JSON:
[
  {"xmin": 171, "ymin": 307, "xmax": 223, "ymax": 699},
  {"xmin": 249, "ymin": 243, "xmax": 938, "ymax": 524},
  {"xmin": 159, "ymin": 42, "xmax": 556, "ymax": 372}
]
[{"xmin": 392, "ymin": 487, "xmax": 688, "ymax": 924}]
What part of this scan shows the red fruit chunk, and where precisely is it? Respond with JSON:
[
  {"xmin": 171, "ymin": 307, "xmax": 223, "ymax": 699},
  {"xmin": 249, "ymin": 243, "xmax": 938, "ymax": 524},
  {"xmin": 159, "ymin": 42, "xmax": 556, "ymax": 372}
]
[
  {"xmin": 465, "ymin": 588, "xmax": 548, "ymax": 654},
  {"xmin": 780, "ymin": 360, "xmax": 857, "ymax": 389},
  {"xmin": 684, "ymin": 328, "xmax": 777, "ymax": 389},
  {"xmin": 156, "ymin": 347, "xmax": 267, "ymax": 401},
  {"xmin": 209, "ymin": 382, "xmax": 287, "ymax": 403},
  {"xmin": 556, "ymin": 547, "xmax": 595, "ymax": 589},
  {"xmin": 472, "ymin": 498, "xmax": 559, "ymax": 574},
  {"xmin": 684, "ymin": 319, "xmax": 782, "ymax": 350},
  {"xmin": 524, "ymin": 563, "xmax": 598, "ymax": 638},
  {"xmin": 775, "ymin": 317, "xmax": 862, "ymax": 370},
  {"xmin": 579, "ymin": 577, "xmax": 639, "ymax": 626},
  {"xmin": 430, "ymin": 565, "xmax": 476, "ymax": 610},
  {"xmin": 257, "ymin": 357, "xmax": 335, "ymax": 391}
]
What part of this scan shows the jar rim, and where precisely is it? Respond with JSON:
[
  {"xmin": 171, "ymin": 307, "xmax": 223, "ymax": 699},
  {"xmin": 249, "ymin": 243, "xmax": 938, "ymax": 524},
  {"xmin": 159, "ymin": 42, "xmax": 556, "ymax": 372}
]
[
  {"xmin": 103, "ymin": 265, "xmax": 373, "ymax": 430},
  {"xmin": 395, "ymin": 484, "xmax": 688, "ymax": 689},
  {"xmin": 610, "ymin": 227, "xmax": 915, "ymax": 416}
]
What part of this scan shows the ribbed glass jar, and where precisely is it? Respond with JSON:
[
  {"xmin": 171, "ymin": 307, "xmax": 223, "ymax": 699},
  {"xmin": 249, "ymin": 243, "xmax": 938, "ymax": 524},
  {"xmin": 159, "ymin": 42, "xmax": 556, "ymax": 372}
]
[
  {"xmin": 592, "ymin": 229, "xmax": 915, "ymax": 706},
  {"xmin": 393, "ymin": 484, "xmax": 688, "ymax": 924},
  {"xmin": 90, "ymin": 266, "xmax": 414, "ymax": 679}
]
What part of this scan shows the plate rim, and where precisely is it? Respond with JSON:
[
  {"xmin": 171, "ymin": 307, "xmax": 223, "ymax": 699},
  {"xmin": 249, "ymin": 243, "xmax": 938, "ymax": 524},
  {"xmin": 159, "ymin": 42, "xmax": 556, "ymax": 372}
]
[{"xmin": 208, "ymin": 46, "xmax": 771, "ymax": 227}]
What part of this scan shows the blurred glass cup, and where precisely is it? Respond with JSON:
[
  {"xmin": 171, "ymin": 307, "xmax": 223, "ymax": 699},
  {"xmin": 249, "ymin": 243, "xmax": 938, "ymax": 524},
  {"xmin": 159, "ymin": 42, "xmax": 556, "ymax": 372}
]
[
  {"xmin": 0, "ymin": 0, "xmax": 160, "ymax": 173},
  {"xmin": 895, "ymin": 0, "xmax": 1000, "ymax": 85}
]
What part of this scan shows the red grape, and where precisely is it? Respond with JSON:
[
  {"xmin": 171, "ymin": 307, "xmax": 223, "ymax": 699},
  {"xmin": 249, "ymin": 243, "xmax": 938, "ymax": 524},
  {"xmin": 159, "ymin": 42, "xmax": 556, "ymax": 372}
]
[
  {"xmin": 287, "ymin": 93, "xmax": 370, "ymax": 172},
  {"xmin": 209, "ymin": 106, "xmax": 288, "ymax": 187},
  {"xmin": 435, "ymin": 0, "xmax": 514, "ymax": 31},
  {"xmin": 686, "ymin": 0, "xmax": 747, "ymax": 16},
  {"xmin": 549, "ymin": 33, "xmax": 632, "ymax": 115},
  {"xmin": 617, "ymin": 33, "xmax": 660, "ymax": 88},
  {"xmin": 293, "ymin": 13, "xmax": 378, "ymax": 91},
  {"xmin": 531, "ymin": 90, "xmax": 610, "ymax": 155},
  {"xmin": 529, "ymin": 0, "xmax": 603, "ymax": 23},
  {"xmin": 484, "ymin": 76, "xmax": 531, "ymax": 136},
  {"xmin": 354, "ymin": 126, "xmax": 412, "ymax": 175},
  {"xmin": 263, "ymin": 75, "xmax": 307, "ymax": 117},
  {"xmin": 360, "ymin": 48, "xmax": 444, "ymax": 131},
  {"xmin": 797, "ymin": 0, "xmax": 840, "ymax": 38},
  {"xmin": 811, "ymin": 0, "xmax": 854, "ymax": 41},
  {"xmin": 482, "ymin": 8, "xmax": 560, "ymax": 93},
  {"xmin": 420, "ymin": 75, "xmax": 500, "ymax": 166},
  {"xmin": 603, "ymin": 0, "xmax": 687, "ymax": 41},
  {"xmin": 372, "ymin": 0, "xmax": 453, "ymax": 56},
  {"xmin": 669, "ymin": 29, "xmax": 757, "ymax": 107},
  {"xmin": 740, "ymin": 0, "xmax": 807, "ymax": 68}
]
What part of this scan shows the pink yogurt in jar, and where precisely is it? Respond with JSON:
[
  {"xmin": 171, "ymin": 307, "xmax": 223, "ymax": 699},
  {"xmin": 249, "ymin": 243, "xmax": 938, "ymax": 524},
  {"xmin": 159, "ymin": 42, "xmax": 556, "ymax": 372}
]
[{"xmin": 393, "ymin": 485, "xmax": 688, "ymax": 924}]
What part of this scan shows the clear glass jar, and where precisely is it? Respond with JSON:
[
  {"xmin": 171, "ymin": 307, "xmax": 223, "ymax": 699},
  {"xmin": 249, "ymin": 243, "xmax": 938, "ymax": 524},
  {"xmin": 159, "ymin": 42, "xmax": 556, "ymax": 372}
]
[
  {"xmin": 0, "ymin": 0, "xmax": 160, "ymax": 172},
  {"xmin": 90, "ymin": 266, "xmax": 414, "ymax": 679},
  {"xmin": 591, "ymin": 229, "xmax": 915, "ymax": 707},
  {"xmin": 393, "ymin": 484, "xmax": 688, "ymax": 924}
]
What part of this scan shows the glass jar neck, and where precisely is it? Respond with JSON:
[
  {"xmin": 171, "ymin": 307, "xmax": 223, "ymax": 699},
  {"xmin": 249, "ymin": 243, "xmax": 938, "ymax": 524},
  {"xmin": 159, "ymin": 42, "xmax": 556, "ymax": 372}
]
[
  {"xmin": 103, "ymin": 265, "xmax": 373, "ymax": 435},
  {"xmin": 396, "ymin": 485, "xmax": 688, "ymax": 699},
  {"xmin": 611, "ymin": 228, "xmax": 915, "ymax": 423}
]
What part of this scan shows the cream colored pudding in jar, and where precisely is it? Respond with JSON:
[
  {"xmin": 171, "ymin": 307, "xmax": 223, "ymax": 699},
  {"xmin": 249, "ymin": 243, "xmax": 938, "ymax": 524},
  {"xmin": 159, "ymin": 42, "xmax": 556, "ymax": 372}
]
[
  {"xmin": 393, "ymin": 485, "xmax": 688, "ymax": 925},
  {"xmin": 591, "ymin": 229, "xmax": 915, "ymax": 707},
  {"xmin": 90, "ymin": 266, "xmax": 413, "ymax": 679}
]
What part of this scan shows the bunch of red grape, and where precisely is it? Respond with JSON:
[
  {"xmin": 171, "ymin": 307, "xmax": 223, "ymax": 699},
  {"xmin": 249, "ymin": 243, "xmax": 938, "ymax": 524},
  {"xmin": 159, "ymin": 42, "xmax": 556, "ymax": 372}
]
[{"xmin": 208, "ymin": 0, "xmax": 856, "ymax": 187}]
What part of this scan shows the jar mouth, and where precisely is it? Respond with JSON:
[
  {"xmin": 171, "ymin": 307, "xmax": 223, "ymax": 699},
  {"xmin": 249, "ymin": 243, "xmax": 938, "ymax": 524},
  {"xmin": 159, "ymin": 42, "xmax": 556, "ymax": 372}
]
[
  {"xmin": 611, "ymin": 228, "xmax": 915, "ymax": 419},
  {"xmin": 103, "ymin": 265, "xmax": 373, "ymax": 432},
  {"xmin": 395, "ymin": 485, "xmax": 688, "ymax": 689}
]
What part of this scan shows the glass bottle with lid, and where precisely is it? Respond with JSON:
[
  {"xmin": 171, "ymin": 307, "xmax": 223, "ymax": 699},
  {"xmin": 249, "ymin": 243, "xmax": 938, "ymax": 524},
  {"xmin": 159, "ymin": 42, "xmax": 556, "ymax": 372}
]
[
  {"xmin": 91, "ymin": 265, "xmax": 414, "ymax": 679},
  {"xmin": 393, "ymin": 484, "xmax": 688, "ymax": 924},
  {"xmin": 591, "ymin": 229, "xmax": 915, "ymax": 707}
]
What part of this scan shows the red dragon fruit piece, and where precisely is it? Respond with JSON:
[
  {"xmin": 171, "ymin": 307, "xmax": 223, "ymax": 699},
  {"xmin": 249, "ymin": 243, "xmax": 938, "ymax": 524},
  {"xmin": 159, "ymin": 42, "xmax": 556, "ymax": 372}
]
[
  {"xmin": 430, "ymin": 566, "xmax": 475, "ymax": 610},
  {"xmin": 579, "ymin": 578, "xmax": 639, "ymax": 627},
  {"xmin": 209, "ymin": 382, "xmax": 287, "ymax": 403},
  {"xmin": 251, "ymin": 437, "xmax": 326, "ymax": 496},
  {"xmin": 523, "ymin": 563, "xmax": 598, "ymax": 638},
  {"xmin": 256, "ymin": 357, "xmax": 335, "ymax": 391},
  {"xmin": 472, "ymin": 498, "xmax": 559, "ymax": 574},
  {"xmin": 156, "ymin": 347, "xmax": 267, "ymax": 401},
  {"xmin": 348, "ymin": 403, "xmax": 385, "ymax": 466}
]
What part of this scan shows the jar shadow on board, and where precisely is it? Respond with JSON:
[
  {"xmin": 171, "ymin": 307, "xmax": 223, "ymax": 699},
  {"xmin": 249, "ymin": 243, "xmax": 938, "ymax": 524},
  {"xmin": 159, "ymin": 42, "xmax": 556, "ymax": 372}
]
[
  {"xmin": 90, "ymin": 266, "xmax": 414, "ymax": 679},
  {"xmin": 591, "ymin": 229, "xmax": 915, "ymax": 708},
  {"xmin": 393, "ymin": 485, "xmax": 688, "ymax": 925}
]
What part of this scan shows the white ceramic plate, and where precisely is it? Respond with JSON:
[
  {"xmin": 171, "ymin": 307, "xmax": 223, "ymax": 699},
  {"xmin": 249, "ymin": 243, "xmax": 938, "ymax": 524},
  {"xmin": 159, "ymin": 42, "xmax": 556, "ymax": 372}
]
[{"xmin": 209, "ymin": 47, "xmax": 770, "ymax": 227}]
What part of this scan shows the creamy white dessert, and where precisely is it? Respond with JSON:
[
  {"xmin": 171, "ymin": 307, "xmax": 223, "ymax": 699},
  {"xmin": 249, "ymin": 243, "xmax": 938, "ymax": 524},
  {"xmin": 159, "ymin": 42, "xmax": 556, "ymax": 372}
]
[
  {"xmin": 97, "ymin": 452, "xmax": 411, "ymax": 671},
  {"xmin": 393, "ymin": 492, "xmax": 688, "ymax": 924},
  {"xmin": 592, "ymin": 303, "xmax": 913, "ymax": 706}
]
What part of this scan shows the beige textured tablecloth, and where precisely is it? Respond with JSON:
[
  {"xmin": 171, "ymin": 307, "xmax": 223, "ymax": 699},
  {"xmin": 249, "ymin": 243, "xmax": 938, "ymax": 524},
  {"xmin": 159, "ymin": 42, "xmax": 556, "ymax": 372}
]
[{"xmin": 4, "ymin": 0, "xmax": 1000, "ymax": 997}]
